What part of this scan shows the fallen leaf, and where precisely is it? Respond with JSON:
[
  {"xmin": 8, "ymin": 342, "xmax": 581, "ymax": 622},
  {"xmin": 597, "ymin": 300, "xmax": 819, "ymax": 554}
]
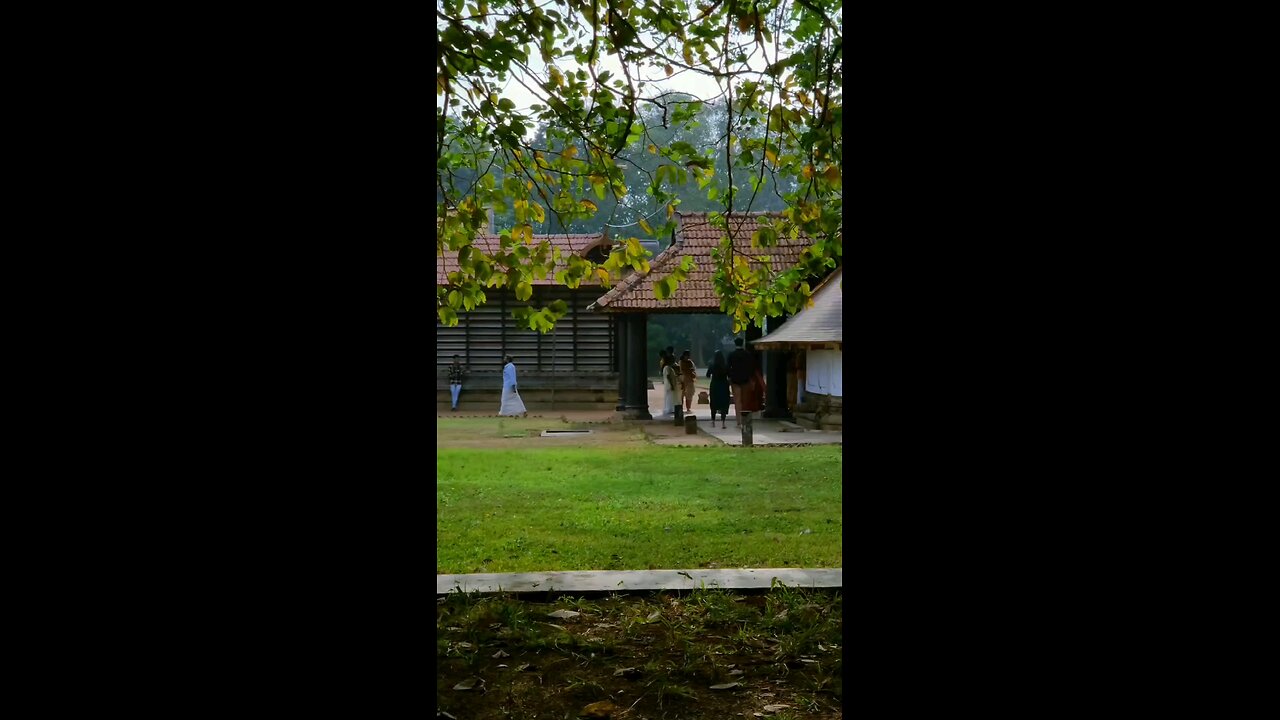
[
  {"xmin": 613, "ymin": 667, "xmax": 640, "ymax": 677},
  {"xmin": 646, "ymin": 610, "xmax": 661, "ymax": 622},
  {"xmin": 452, "ymin": 677, "xmax": 481, "ymax": 691},
  {"xmin": 728, "ymin": 669, "xmax": 744, "ymax": 676},
  {"xmin": 515, "ymin": 663, "xmax": 533, "ymax": 672},
  {"xmin": 762, "ymin": 705, "xmax": 791, "ymax": 713},
  {"xmin": 580, "ymin": 699, "xmax": 619, "ymax": 718},
  {"xmin": 455, "ymin": 642, "xmax": 473, "ymax": 649},
  {"xmin": 709, "ymin": 682, "xmax": 741, "ymax": 690},
  {"xmin": 492, "ymin": 650, "xmax": 509, "ymax": 658},
  {"xmin": 548, "ymin": 609, "xmax": 581, "ymax": 620}
]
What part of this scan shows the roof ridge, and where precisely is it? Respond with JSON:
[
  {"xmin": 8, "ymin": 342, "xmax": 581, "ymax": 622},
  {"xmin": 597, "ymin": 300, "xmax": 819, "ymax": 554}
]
[
  {"xmin": 675, "ymin": 210, "xmax": 784, "ymax": 219},
  {"xmin": 591, "ymin": 240, "xmax": 683, "ymax": 308},
  {"xmin": 810, "ymin": 266, "xmax": 842, "ymax": 294}
]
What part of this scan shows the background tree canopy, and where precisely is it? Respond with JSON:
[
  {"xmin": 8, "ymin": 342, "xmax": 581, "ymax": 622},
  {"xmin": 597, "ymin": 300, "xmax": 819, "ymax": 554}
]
[{"xmin": 437, "ymin": 0, "xmax": 842, "ymax": 333}]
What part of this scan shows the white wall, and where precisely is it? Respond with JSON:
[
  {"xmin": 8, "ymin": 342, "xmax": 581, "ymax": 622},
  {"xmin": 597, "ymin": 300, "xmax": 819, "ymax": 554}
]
[{"xmin": 805, "ymin": 349, "xmax": 842, "ymax": 397}]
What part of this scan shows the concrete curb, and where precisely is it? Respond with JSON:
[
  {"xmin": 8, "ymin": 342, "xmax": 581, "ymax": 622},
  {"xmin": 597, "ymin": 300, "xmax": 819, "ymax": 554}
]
[{"xmin": 437, "ymin": 568, "xmax": 842, "ymax": 595}]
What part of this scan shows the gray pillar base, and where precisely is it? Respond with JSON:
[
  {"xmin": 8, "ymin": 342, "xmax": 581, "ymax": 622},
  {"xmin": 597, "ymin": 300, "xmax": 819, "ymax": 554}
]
[{"xmin": 619, "ymin": 406, "xmax": 653, "ymax": 420}]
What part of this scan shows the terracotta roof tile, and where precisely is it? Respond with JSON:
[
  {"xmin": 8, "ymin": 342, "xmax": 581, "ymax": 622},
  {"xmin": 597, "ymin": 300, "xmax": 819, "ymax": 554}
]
[
  {"xmin": 589, "ymin": 212, "xmax": 813, "ymax": 312},
  {"xmin": 436, "ymin": 233, "xmax": 607, "ymax": 286}
]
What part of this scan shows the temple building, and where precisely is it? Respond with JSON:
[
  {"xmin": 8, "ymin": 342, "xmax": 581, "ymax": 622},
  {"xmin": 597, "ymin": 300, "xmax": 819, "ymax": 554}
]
[
  {"xmin": 436, "ymin": 211, "xmax": 837, "ymax": 416},
  {"xmin": 588, "ymin": 212, "xmax": 821, "ymax": 420},
  {"xmin": 751, "ymin": 267, "xmax": 842, "ymax": 430}
]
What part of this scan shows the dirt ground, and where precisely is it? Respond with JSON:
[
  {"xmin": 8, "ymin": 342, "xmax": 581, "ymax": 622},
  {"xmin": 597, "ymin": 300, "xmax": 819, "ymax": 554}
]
[
  {"xmin": 436, "ymin": 417, "xmax": 650, "ymax": 450},
  {"xmin": 438, "ymin": 589, "xmax": 842, "ymax": 720},
  {"xmin": 436, "ymin": 416, "xmax": 733, "ymax": 450}
]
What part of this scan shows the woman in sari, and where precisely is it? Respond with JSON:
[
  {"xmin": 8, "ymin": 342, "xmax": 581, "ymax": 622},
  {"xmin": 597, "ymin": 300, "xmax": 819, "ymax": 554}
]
[
  {"xmin": 498, "ymin": 354, "xmax": 528, "ymax": 417},
  {"xmin": 743, "ymin": 365, "xmax": 767, "ymax": 413}
]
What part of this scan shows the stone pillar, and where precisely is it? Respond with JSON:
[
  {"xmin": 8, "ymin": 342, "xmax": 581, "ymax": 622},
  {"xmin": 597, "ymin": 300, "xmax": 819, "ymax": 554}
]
[
  {"xmin": 621, "ymin": 313, "xmax": 652, "ymax": 419},
  {"xmin": 762, "ymin": 316, "xmax": 791, "ymax": 419}
]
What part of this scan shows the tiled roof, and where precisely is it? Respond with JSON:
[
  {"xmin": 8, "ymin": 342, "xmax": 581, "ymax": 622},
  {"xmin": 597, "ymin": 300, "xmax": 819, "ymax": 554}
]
[
  {"xmin": 589, "ymin": 212, "xmax": 813, "ymax": 312},
  {"xmin": 436, "ymin": 233, "xmax": 607, "ymax": 286},
  {"xmin": 751, "ymin": 267, "xmax": 842, "ymax": 347}
]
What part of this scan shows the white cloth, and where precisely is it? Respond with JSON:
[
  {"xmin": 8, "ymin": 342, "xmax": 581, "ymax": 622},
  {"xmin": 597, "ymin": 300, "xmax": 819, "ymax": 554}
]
[
  {"xmin": 499, "ymin": 386, "xmax": 527, "ymax": 416},
  {"xmin": 804, "ymin": 350, "xmax": 842, "ymax": 397},
  {"xmin": 499, "ymin": 361, "xmax": 527, "ymax": 415}
]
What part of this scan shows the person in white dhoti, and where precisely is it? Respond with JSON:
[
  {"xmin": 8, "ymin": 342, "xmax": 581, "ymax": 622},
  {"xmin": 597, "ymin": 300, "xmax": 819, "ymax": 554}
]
[{"xmin": 498, "ymin": 354, "xmax": 528, "ymax": 417}]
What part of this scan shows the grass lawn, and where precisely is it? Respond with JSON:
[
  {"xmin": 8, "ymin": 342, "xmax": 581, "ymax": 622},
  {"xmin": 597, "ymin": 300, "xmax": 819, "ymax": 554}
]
[
  {"xmin": 438, "ymin": 586, "xmax": 842, "ymax": 719},
  {"xmin": 437, "ymin": 418, "xmax": 842, "ymax": 574}
]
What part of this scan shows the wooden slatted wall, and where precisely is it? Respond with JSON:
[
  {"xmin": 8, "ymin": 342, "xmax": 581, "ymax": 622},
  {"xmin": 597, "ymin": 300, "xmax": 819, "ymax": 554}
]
[{"xmin": 436, "ymin": 287, "xmax": 615, "ymax": 373}]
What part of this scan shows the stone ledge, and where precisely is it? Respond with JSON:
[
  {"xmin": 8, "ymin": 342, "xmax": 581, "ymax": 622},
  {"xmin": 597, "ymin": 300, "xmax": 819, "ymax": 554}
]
[{"xmin": 437, "ymin": 567, "xmax": 842, "ymax": 595}]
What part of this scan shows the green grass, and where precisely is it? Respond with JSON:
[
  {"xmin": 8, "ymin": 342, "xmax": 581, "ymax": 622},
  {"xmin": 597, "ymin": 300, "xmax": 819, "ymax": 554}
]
[{"xmin": 436, "ymin": 421, "xmax": 842, "ymax": 573}]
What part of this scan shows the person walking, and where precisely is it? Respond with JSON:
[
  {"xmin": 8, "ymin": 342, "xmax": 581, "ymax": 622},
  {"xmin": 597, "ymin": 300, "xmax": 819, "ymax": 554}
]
[
  {"xmin": 746, "ymin": 364, "xmax": 767, "ymax": 413},
  {"xmin": 498, "ymin": 354, "xmax": 528, "ymax": 417},
  {"xmin": 678, "ymin": 349, "xmax": 696, "ymax": 413},
  {"xmin": 448, "ymin": 354, "xmax": 467, "ymax": 411},
  {"xmin": 726, "ymin": 337, "xmax": 755, "ymax": 427},
  {"xmin": 706, "ymin": 350, "xmax": 731, "ymax": 428}
]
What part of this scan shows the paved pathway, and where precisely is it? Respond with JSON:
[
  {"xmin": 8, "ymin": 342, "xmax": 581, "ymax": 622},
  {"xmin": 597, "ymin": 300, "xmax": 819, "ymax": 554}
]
[
  {"xmin": 438, "ymin": 567, "xmax": 842, "ymax": 595},
  {"xmin": 645, "ymin": 382, "xmax": 842, "ymax": 446}
]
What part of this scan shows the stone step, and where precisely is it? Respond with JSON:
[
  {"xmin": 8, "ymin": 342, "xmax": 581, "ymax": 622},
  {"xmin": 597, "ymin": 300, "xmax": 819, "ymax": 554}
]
[
  {"xmin": 794, "ymin": 416, "xmax": 821, "ymax": 430},
  {"xmin": 776, "ymin": 420, "xmax": 807, "ymax": 432},
  {"xmin": 438, "ymin": 567, "xmax": 842, "ymax": 595}
]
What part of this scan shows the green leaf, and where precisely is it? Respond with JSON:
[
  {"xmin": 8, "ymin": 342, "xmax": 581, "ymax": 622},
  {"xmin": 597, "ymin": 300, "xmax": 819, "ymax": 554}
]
[{"xmin": 654, "ymin": 277, "xmax": 671, "ymax": 300}]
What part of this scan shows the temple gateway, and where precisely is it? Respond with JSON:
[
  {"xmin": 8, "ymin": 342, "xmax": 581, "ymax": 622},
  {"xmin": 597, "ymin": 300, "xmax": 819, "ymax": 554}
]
[{"xmin": 436, "ymin": 212, "xmax": 838, "ymax": 419}]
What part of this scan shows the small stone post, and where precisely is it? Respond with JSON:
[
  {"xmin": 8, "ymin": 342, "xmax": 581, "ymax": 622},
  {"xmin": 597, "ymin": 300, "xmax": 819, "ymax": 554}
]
[
  {"xmin": 684, "ymin": 414, "xmax": 697, "ymax": 434},
  {"xmin": 741, "ymin": 412, "xmax": 753, "ymax": 446}
]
